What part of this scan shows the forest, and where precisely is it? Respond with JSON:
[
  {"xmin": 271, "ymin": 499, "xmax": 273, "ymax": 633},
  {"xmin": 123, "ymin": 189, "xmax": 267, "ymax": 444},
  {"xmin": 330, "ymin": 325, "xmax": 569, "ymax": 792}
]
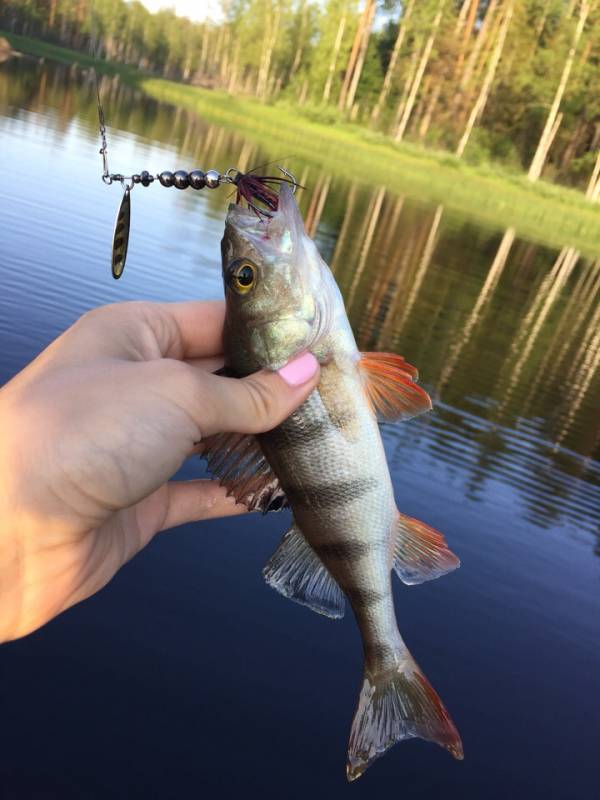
[{"xmin": 1, "ymin": 0, "xmax": 599, "ymax": 196}]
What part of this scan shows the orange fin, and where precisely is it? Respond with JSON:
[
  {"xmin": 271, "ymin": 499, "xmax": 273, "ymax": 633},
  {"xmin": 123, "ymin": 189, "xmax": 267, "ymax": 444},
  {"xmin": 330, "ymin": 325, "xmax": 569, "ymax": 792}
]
[
  {"xmin": 394, "ymin": 513, "xmax": 460, "ymax": 585},
  {"xmin": 358, "ymin": 352, "xmax": 432, "ymax": 421}
]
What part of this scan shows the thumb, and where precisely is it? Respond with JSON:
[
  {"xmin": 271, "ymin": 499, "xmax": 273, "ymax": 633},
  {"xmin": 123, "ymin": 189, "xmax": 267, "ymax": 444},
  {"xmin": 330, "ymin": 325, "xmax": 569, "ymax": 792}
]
[{"xmin": 192, "ymin": 351, "xmax": 320, "ymax": 438}]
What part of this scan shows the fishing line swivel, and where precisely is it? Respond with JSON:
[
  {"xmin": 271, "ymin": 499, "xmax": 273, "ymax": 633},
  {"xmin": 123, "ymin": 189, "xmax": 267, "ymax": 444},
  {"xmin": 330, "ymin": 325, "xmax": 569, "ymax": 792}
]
[{"xmin": 95, "ymin": 81, "xmax": 298, "ymax": 280}]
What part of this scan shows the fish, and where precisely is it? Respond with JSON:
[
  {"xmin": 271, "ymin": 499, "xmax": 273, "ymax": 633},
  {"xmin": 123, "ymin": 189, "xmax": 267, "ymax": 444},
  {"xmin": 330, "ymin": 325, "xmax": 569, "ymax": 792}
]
[{"xmin": 200, "ymin": 183, "xmax": 463, "ymax": 780}]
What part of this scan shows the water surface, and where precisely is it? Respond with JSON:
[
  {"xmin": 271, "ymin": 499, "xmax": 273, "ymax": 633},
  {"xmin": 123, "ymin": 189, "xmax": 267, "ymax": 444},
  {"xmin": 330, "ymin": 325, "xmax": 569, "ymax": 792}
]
[{"xmin": 0, "ymin": 59, "xmax": 598, "ymax": 799}]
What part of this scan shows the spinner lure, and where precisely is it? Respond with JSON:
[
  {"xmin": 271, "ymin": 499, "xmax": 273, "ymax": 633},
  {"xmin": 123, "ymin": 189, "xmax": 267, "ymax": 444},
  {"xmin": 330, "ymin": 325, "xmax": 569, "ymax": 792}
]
[{"xmin": 95, "ymin": 81, "xmax": 297, "ymax": 279}]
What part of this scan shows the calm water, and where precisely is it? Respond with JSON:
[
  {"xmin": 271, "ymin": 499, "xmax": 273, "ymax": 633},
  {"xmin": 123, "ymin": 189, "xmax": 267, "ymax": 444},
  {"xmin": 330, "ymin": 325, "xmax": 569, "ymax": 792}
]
[{"xmin": 0, "ymin": 59, "xmax": 599, "ymax": 799}]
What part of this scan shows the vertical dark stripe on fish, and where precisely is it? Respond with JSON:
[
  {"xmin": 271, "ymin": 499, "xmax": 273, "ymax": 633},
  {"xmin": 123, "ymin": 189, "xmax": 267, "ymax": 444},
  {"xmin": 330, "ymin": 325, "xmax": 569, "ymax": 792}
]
[
  {"xmin": 345, "ymin": 587, "xmax": 387, "ymax": 608},
  {"xmin": 364, "ymin": 642, "xmax": 398, "ymax": 666},
  {"xmin": 284, "ymin": 477, "xmax": 378, "ymax": 509},
  {"xmin": 314, "ymin": 538, "xmax": 387, "ymax": 560},
  {"xmin": 264, "ymin": 411, "xmax": 356, "ymax": 449}
]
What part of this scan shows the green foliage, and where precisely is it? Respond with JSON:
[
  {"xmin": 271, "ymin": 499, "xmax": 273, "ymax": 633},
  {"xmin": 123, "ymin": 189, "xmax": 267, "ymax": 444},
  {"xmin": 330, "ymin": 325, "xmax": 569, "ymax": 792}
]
[
  {"xmin": 4, "ymin": 29, "xmax": 600, "ymax": 258},
  {"xmin": 1, "ymin": 0, "xmax": 599, "ymax": 194}
]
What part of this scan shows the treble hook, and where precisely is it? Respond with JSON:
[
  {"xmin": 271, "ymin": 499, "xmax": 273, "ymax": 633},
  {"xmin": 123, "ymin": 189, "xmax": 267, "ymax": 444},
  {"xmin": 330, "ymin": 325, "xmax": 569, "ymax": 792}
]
[{"xmin": 277, "ymin": 166, "xmax": 298, "ymax": 194}]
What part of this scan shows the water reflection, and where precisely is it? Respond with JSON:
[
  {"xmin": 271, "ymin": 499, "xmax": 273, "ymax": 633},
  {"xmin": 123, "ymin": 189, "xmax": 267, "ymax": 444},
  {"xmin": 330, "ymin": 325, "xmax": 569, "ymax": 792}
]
[{"xmin": 0, "ymin": 57, "xmax": 598, "ymax": 547}]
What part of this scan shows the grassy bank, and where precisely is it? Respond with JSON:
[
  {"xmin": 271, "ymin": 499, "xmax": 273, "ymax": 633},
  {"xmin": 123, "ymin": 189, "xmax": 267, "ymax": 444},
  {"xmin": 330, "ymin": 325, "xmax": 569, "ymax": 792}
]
[{"xmin": 4, "ymin": 30, "xmax": 600, "ymax": 257}]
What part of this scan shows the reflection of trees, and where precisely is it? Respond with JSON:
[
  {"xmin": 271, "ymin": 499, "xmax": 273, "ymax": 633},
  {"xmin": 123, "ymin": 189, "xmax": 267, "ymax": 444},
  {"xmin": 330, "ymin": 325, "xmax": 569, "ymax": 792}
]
[
  {"xmin": 334, "ymin": 194, "xmax": 600, "ymax": 542},
  {"xmin": 2, "ymin": 57, "xmax": 598, "ymax": 545},
  {"xmin": 520, "ymin": 259, "xmax": 600, "ymax": 442},
  {"xmin": 304, "ymin": 174, "xmax": 331, "ymax": 238},
  {"xmin": 345, "ymin": 186, "xmax": 386, "ymax": 308},
  {"xmin": 438, "ymin": 227, "xmax": 515, "ymax": 391},
  {"xmin": 555, "ymin": 297, "xmax": 600, "ymax": 447}
]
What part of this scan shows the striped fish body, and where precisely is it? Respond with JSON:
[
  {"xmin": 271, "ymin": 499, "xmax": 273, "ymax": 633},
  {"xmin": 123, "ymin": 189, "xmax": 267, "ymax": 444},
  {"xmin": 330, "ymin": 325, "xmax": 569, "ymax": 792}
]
[
  {"xmin": 216, "ymin": 183, "xmax": 462, "ymax": 780},
  {"xmin": 258, "ymin": 360, "xmax": 402, "ymax": 670}
]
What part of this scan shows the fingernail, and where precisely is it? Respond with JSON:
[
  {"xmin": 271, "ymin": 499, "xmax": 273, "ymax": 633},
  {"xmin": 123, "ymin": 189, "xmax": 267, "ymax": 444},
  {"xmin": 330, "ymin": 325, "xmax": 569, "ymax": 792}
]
[{"xmin": 277, "ymin": 352, "xmax": 319, "ymax": 387}]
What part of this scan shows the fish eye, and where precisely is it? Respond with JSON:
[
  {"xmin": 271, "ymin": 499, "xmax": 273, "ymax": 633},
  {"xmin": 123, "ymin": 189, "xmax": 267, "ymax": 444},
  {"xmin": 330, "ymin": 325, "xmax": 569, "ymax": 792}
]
[{"xmin": 230, "ymin": 262, "xmax": 256, "ymax": 294}]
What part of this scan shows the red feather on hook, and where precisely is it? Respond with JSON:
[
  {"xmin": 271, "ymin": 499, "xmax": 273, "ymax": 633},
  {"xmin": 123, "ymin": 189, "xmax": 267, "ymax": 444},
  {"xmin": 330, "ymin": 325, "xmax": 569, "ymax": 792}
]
[{"xmin": 233, "ymin": 169, "xmax": 302, "ymax": 217}]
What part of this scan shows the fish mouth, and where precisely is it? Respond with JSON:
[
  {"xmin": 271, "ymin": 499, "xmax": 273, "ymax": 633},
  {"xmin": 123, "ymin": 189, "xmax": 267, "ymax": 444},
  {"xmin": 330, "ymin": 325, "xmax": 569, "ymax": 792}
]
[
  {"xmin": 225, "ymin": 202, "xmax": 268, "ymax": 231},
  {"xmin": 226, "ymin": 202, "xmax": 256, "ymax": 222}
]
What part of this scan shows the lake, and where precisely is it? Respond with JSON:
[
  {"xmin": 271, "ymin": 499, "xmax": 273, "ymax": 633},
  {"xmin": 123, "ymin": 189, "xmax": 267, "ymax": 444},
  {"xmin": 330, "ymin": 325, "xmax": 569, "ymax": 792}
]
[{"xmin": 0, "ymin": 57, "xmax": 599, "ymax": 799}]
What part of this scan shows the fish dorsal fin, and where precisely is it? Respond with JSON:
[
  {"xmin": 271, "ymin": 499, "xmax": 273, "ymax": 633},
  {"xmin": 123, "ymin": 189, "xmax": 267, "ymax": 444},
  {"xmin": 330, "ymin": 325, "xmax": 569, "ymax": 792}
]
[
  {"xmin": 198, "ymin": 432, "xmax": 288, "ymax": 514},
  {"xmin": 263, "ymin": 523, "xmax": 345, "ymax": 619},
  {"xmin": 393, "ymin": 513, "xmax": 460, "ymax": 585},
  {"xmin": 358, "ymin": 352, "xmax": 432, "ymax": 421}
]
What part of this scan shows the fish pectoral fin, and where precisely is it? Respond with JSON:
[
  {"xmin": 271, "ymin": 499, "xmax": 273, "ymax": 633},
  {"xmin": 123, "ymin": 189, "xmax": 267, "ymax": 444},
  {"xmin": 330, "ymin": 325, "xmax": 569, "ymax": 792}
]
[
  {"xmin": 347, "ymin": 648, "xmax": 463, "ymax": 781},
  {"xmin": 263, "ymin": 524, "xmax": 345, "ymax": 619},
  {"xmin": 393, "ymin": 513, "xmax": 460, "ymax": 585},
  {"xmin": 358, "ymin": 352, "xmax": 432, "ymax": 422},
  {"xmin": 198, "ymin": 432, "xmax": 287, "ymax": 514}
]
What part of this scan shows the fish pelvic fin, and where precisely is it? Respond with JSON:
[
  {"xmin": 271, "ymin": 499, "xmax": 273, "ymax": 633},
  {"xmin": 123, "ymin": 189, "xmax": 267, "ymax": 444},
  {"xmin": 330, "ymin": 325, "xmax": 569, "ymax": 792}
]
[
  {"xmin": 347, "ymin": 650, "xmax": 463, "ymax": 781},
  {"xmin": 358, "ymin": 352, "xmax": 432, "ymax": 422},
  {"xmin": 393, "ymin": 513, "xmax": 460, "ymax": 585},
  {"xmin": 263, "ymin": 523, "xmax": 345, "ymax": 619}
]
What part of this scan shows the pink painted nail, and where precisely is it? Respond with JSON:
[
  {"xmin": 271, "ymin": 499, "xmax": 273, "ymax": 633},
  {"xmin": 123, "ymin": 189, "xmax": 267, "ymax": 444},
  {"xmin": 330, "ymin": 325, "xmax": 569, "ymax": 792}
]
[{"xmin": 277, "ymin": 352, "xmax": 319, "ymax": 387}]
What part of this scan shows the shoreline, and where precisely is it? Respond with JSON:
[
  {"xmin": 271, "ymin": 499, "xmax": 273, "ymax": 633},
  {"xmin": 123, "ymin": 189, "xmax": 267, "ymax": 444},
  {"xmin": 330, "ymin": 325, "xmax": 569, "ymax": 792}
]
[{"xmin": 3, "ymin": 30, "xmax": 600, "ymax": 258}]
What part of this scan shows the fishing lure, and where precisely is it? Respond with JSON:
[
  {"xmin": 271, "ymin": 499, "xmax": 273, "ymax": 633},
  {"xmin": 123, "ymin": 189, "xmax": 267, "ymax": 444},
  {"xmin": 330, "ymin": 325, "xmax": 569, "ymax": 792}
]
[{"xmin": 95, "ymin": 82, "xmax": 297, "ymax": 278}]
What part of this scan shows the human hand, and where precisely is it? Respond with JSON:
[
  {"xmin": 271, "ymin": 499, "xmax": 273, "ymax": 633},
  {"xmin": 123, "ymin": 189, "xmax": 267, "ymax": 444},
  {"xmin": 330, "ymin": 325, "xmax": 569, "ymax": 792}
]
[{"xmin": 0, "ymin": 301, "xmax": 320, "ymax": 642}]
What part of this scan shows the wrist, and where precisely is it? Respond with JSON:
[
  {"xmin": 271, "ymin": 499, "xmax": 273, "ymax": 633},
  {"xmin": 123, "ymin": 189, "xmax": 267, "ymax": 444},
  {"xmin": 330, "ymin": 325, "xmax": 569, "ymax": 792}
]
[{"xmin": 0, "ymin": 385, "xmax": 45, "ymax": 642}]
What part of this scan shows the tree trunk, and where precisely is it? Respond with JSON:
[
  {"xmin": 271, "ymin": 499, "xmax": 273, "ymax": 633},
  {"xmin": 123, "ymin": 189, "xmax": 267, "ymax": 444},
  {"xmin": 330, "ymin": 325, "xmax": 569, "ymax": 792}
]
[
  {"xmin": 418, "ymin": 80, "xmax": 442, "ymax": 139},
  {"xmin": 412, "ymin": 74, "xmax": 433, "ymax": 133},
  {"xmin": 534, "ymin": 0, "xmax": 552, "ymax": 39},
  {"xmin": 323, "ymin": 4, "xmax": 348, "ymax": 102},
  {"xmin": 257, "ymin": 2, "xmax": 281, "ymax": 99},
  {"xmin": 456, "ymin": 0, "xmax": 480, "ymax": 71},
  {"xmin": 219, "ymin": 25, "xmax": 231, "ymax": 82},
  {"xmin": 199, "ymin": 24, "xmax": 209, "ymax": 75},
  {"xmin": 338, "ymin": 0, "xmax": 374, "ymax": 110},
  {"xmin": 48, "ymin": 0, "xmax": 58, "ymax": 29},
  {"xmin": 456, "ymin": 0, "xmax": 514, "ymax": 157},
  {"xmin": 586, "ymin": 149, "xmax": 600, "ymax": 201},
  {"xmin": 371, "ymin": 0, "xmax": 415, "ymax": 122},
  {"xmin": 454, "ymin": 0, "xmax": 473, "ymax": 32},
  {"xmin": 540, "ymin": 110, "xmax": 564, "ymax": 170},
  {"xmin": 289, "ymin": 0, "xmax": 309, "ymax": 80},
  {"xmin": 212, "ymin": 21, "xmax": 225, "ymax": 75},
  {"xmin": 345, "ymin": 0, "xmax": 377, "ymax": 110},
  {"xmin": 528, "ymin": 0, "xmax": 591, "ymax": 182},
  {"xmin": 392, "ymin": 46, "xmax": 418, "ymax": 131},
  {"xmin": 228, "ymin": 41, "xmax": 241, "ymax": 93},
  {"xmin": 559, "ymin": 117, "xmax": 586, "ymax": 169},
  {"xmin": 394, "ymin": 0, "xmax": 445, "ymax": 142},
  {"xmin": 299, "ymin": 77, "xmax": 309, "ymax": 105},
  {"xmin": 459, "ymin": 0, "xmax": 499, "ymax": 91}
]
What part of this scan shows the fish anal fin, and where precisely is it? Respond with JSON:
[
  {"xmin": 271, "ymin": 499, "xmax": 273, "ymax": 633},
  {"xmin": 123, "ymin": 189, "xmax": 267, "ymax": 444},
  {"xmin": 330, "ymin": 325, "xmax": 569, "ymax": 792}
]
[
  {"xmin": 263, "ymin": 524, "xmax": 345, "ymax": 619},
  {"xmin": 393, "ymin": 513, "xmax": 460, "ymax": 585},
  {"xmin": 198, "ymin": 432, "xmax": 287, "ymax": 514},
  {"xmin": 347, "ymin": 650, "xmax": 463, "ymax": 781},
  {"xmin": 358, "ymin": 352, "xmax": 432, "ymax": 422}
]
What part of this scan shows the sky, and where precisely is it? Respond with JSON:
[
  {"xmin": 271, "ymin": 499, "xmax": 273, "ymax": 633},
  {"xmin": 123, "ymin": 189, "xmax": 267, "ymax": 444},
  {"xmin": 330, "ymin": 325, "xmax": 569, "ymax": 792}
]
[{"xmin": 138, "ymin": 0, "xmax": 223, "ymax": 23}]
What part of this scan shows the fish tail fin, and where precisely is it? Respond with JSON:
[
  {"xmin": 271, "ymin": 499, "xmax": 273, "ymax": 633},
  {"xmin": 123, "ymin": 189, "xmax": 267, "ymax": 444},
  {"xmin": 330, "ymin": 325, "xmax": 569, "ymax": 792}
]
[{"xmin": 347, "ymin": 646, "xmax": 463, "ymax": 781}]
